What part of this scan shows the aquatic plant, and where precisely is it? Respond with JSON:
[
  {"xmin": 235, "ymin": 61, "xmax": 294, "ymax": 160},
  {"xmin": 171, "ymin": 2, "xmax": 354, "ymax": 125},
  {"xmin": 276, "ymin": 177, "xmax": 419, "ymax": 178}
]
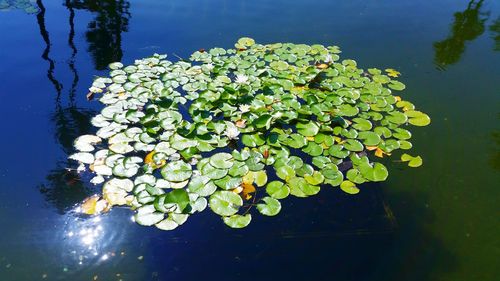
[{"xmin": 70, "ymin": 38, "xmax": 430, "ymax": 230}]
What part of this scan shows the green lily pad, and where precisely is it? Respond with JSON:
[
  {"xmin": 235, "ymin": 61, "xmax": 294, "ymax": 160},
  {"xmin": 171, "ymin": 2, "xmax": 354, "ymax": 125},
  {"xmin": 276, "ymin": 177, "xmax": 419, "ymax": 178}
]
[
  {"xmin": 209, "ymin": 191, "xmax": 243, "ymax": 216},
  {"xmin": 266, "ymin": 181, "xmax": 290, "ymax": 199},
  {"xmin": 405, "ymin": 110, "xmax": 431, "ymax": 126},
  {"xmin": 223, "ymin": 214, "xmax": 252, "ymax": 228},
  {"xmin": 296, "ymin": 121, "xmax": 320, "ymax": 137},
  {"xmin": 304, "ymin": 171, "xmax": 325, "ymax": 185},
  {"xmin": 164, "ymin": 189, "xmax": 190, "ymax": 212},
  {"xmin": 188, "ymin": 176, "xmax": 217, "ymax": 196},
  {"xmin": 200, "ymin": 162, "xmax": 228, "ymax": 179},
  {"xmin": 276, "ymin": 165, "xmax": 295, "ymax": 181},
  {"xmin": 358, "ymin": 131, "xmax": 381, "ymax": 146},
  {"xmin": 210, "ymin": 153, "xmax": 234, "ymax": 169},
  {"xmin": 352, "ymin": 118, "xmax": 372, "ymax": 131},
  {"xmin": 388, "ymin": 80, "xmax": 406, "ymax": 91},
  {"xmin": 288, "ymin": 177, "xmax": 320, "ymax": 197},
  {"xmin": 254, "ymin": 114, "xmax": 273, "ymax": 129},
  {"xmin": 161, "ymin": 160, "xmax": 192, "ymax": 182},
  {"xmin": 401, "ymin": 153, "xmax": 423, "ymax": 167},
  {"xmin": 257, "ymin": 197, "xmax": 282, "ymax": 216},
  {"xmin": 340, "ymin": 180, "xmax": 360, "ymax": 194},
  {"xmin": 241, "ymin": 134, "xmax": 266, "ymax": 147},
  {"xmin": 343, "ymin": 139, "xmax": 364, "ymax": 152},
  {"xmin": 358, "ymin": 162, "xmax": 388, "ymax": 182},
  {"xmin": 254, "ymin": 170, "xmax": 268, "ymax": 187},
  {"xmin": 284, "ymin": 133, "xmax": 308, "ymax": 148}
]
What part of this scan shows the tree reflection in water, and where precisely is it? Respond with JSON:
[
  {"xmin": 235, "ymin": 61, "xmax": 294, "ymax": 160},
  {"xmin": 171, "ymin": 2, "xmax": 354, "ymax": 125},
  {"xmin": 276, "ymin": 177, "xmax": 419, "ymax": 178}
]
[
  {"xmin": 67, "ymin": 0, "xmax": 131, "ymax": 70},
  {"xmin": 489, "ymin": 17, "xmax": 500, "ymax": 51},
  {"xmin": 36, "ymin": 0, "xmax": 130, "ymax": 213},
  {"xmin": 433, "ymin": 0, "xmax": 489, "ymax": 70}
]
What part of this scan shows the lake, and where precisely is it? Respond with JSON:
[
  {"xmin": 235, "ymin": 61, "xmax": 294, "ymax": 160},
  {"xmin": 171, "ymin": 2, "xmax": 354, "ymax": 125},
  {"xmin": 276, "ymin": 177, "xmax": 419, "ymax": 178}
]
[{"xmin": 0, "ymin": 0, "xmax": 499, "ymax": 280}]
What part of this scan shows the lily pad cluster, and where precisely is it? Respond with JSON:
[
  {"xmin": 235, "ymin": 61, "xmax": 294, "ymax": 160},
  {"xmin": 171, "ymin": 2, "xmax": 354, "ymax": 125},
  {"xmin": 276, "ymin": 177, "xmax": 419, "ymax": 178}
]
[{"xmin": 70, "ymin": 38, "xmax": 430, "ymax": 230}]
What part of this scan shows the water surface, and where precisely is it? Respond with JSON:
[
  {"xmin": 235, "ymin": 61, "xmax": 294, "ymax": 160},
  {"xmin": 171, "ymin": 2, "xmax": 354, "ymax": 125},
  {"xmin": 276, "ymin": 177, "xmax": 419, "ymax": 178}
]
[{"xmin": 0, "ymin": 0, "xmax": 499, "ymax": 280}]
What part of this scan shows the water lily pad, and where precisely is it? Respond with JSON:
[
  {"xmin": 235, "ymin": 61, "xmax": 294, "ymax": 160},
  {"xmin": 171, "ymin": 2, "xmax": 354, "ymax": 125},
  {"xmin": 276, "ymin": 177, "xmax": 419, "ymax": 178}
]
[
  {"xmin": 288, "ymin": 177, "xmax": 320, "ymax": 197},
  {"xmin": 340, "ymin": 180, "xmax": 359, "ymax": 194},
  {"xmin": 161, "ymin": 160, "xmax": 192, "ymax": 182},
  {"xmin": 296, "ymin": 121, "xmax": 319, "ymax": 137},
  {"xmin": 405, "ymin": 110, "xmax": 431, "ymax": 126},
  {"xmin": 284, "ymin": 133, "xmax": 307, "ymax": 148},
  {"xmin": 241, "ymin": 134, "xmax": 265, "ymax": 147},
  {"xmin": 210, "ymin": 153, "xmax": 234, "ymax": 169},
  {"xmin": 343, "ymin": 139, "xmax": 363, "ymax": 152},
  {"xmin": 358, "ymin": 131, "xmax": 381, "ymax": 146},
  {"xmin": 69, "ymin": 152, "xmax": 94, "ymax": 164},
  {"xmin": 276, "ymin": 165, "xmax": 295, "ymax": 181},
  {"xmin": 164, "ymin": 189, "xmax": 190, "ymax": 212},
  {"xmin": 257, "ymin": 197, "xmax": 282, "ymax": 216},
  {"xmin": 304, "ymin": 171, "xmax": 325, "ymax": 185},
  {"xmin": 266, "ymin": 181, "xmax": 290, "ymax": 199},
  {"xmin": 254, "ymin": 170, "xmax": 268, "ymax": 187},
  {"xmin": 254, "ymin": 114, "xmax": 273, "ymax": 129},
  {"xmin": 401, "ymin": 153, "xmax": 423, "ymax": 167},
  {"xmin": 209, "ymin": 191, "xmax": 243, "ymax": 216},
  {"xmin": 188, "ymin": 176, "xmax": 217, "ymax": 196},
  {"xmin": 200, "ymin": 162, "xmax": 228, "ymax": 179},
  {"xmin": 223, "ymin": 214, "xmax": 252, "ymax": 228},
  {"xmin": 358, "ymin": 162, "xmax": 388, "ymax": 182},
  {"xmin": 155, "ymin": 218, "xmax": 179, "ymax": 230}
]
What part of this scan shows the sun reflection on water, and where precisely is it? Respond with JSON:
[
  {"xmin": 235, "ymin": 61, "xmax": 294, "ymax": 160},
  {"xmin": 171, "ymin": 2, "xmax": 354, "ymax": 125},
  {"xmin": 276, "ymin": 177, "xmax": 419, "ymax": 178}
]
[{"xmin": 60, "ymin": 208, "xmax": 128, "ymax": 268}]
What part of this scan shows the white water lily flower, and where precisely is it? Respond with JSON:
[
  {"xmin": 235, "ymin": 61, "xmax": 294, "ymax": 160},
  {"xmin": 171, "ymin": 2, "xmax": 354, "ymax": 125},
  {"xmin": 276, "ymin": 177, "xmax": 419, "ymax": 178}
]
[
  {"xmin": 224, "ymin": 123, "xmax": 240, "ymax": 140},
  {"xmin": 239, "ymin": 104, "xmax": 250, "ymax": 113},
  {"xmin": 189, "ymin": 158, "xmax": 199, "ymax": 165},
  {"xmin": 325, "ymin": 54, "xmax": 333, "ymax": 63},
  {"xmin": 235, "ymin": 74, "xmax": 249, "ymax": 84}
]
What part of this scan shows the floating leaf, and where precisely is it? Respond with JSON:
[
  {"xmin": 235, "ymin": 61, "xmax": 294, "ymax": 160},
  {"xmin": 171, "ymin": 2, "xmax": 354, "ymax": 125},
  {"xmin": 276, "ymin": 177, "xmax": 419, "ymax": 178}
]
[
  {"xmin": 405, "ymin": 110, "xmax": 431, "ymax": 126},
  {"xmin": 257, "ymin": 197, "xmax": 282, "ymax": 216},
  {"xmin": 401, "ymin": 153, "xmax": 423, "ymax": 167},
  {"xmin": 385, "ymin": 68, "xmax": 401, "ymax": 77},
  {"xmin": 254, "ymin": 114, "xmax": 273, "ymax": 129},
  {"xmin": 210, "ymin": 153, "xmax": 234, "ymax": 169},
  {"xmin": 340, "ymin": 180, "xmax": 360, "ymax": 194},
  {"xmin": 296, "ymin": 121, "xmax": 320, "ymax": 137},
  {"xmin": 164, "ymin": 189, "xmax": 190, "ymax": 212},
  {"xmin": 161, "ymin": 160, "xmax": 192, "ymax": 182},
  {"xmin": 288, "ymin": 177, "xmax": 320, "ymax": 197},
  {"xmin": 266, "ymin": 181, "xmax": 290, "ymax": 199},
  {"xmin": 209, "ymin": 191, "xmax": 243, "ymax": 216},
  {"xmin": 223, "ymin": 214, "xmax": 252, "ymax": 228}
]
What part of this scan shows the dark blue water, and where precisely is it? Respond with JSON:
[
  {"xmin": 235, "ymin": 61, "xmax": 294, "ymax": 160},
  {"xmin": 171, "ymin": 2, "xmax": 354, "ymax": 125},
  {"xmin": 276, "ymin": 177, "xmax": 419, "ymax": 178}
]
[{"xmin": 0, "ymin": 1, "xmax": 499, "ymax": 280}]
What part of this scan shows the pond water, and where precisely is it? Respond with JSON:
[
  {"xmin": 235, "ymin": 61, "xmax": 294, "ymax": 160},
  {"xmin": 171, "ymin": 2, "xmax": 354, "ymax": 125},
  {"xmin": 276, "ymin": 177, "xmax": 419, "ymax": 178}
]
[{"xmin": 0, "ymin": 0, "xmax": 499, "ymax": 280}]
